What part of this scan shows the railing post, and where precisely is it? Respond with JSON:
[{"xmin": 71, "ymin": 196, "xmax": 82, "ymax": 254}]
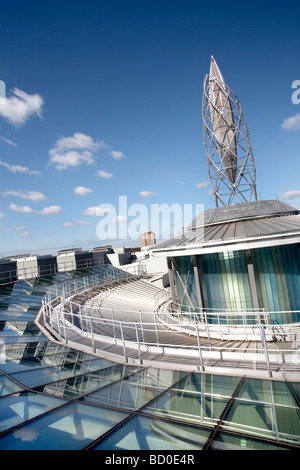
[
  {"xmin": 111, "ymin": 308, "xmax": 116, "ymax": 339},
  {"xmin": 62, "ymin": 307, "xmax": 68, "ymax": 344},
  {"xmin": 69, "ymin": 300, "xmax": 74, "ymax": 326},
  {"xmin": 79, "ymin": 305, "xmax": 83, "ymax": 332},
  {"xmin": 135, "ymin": 322, "xmax": 142, "ymax": 364},
  {"xmin": 196, "ymin": 324, "xmax": 205, "ymax": 371},
  {"xmin": 57, "ymin": 306, "xmax": 62, "ymax": 339},
  {"xmin": 41, "ymin": 299, "xmax": 46, "ymax": 325},
  {"xmin": 49, "ymin": 305, "xmax": 54, "ymax": 331},
  {"xmin": 120, "ymin": 321, "xmax": 127, "ymax": 362},
  {"xmin": 139, "ymin": 310, "xmax": 145, "ymax": 344},
  {"xmin": 89, "ymin": 316, "xmax": 96, "ymax": 353},
  {"xmin": 204, "ymin": 312, "xmax": 211, "ymax": 350},
  {"xmin": 154, "ymin": 312, "xmax": 159, "ymax": 346},
  {"xmin": 257, "ymin": 310, "xmax": 272, "ymax": 377}
]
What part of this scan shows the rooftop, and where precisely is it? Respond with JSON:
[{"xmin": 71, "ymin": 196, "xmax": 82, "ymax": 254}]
[
  {"xmin": 154, "ymin": 200, "xmax": 300, "ymax": 253},
  {"xmin": 189, "ymin": 199, "xmax": 299, "ymax": 229}
]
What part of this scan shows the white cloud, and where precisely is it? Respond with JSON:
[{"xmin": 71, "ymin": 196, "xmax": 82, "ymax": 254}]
[
  {"xmin": 9, "ymin": 203, "xmax": 62, "ymax": 215},
  {"xmin": 19, "ymin": 231, "xmax": 30, "ymax": 238},
  {"xmin": 281, "ymin": 114, "xmax": 300, "ymax": 131},
  {"xmin": 0, "ymin": 88, "xmax": 44, "ymax": 126},
  {"xmin": 40, "ymin": 206, "xmax": 62, "ymax": 216},
  {"xmin": 139, "ymin": 190, "xmax": 157, "ymax": 197},
  {"xmin": 97, "ymin": 170, "xmax": 114, "ymax": 179},
  {"xmin": 55, "ymin": 133, "xmax": 106, "ymax": 152},
  {"xmin": 81, "ymin": 206, "xmax": 111, "ymax": 216},
  {"xmin": 49, "ymin": 132, "xmax": 106, "ymax": 171},
  {"xmin": 0, "ymin": 136, "xmax": 17, "ymax": 147},
  {"xmin": 109, "ymin": 150, "xmax": 126, "ymax": 160},
  {"xmin": 63, "ymin": 220, "xmax": 94, "ymax": 228},
  {"xmin": 0, "ymin": 160, "xmax": 40, "ymax": 175},
  {"xmin": 2, "ymin": 190, "xmax": 46, "ymax": 201},
  {"xmin": 280, "ymin": 190, "xmax": 300, "ymax": 201},
  {"xmin": 12, "ymin": 225, "xmax": 26, "ymax": 231},
  {"xmin": 74, "ymin": 186, "xmax": 93, "ymax": 196},
  {"xmin": 0, "ymin": 213, "xmax": 5, "ymax": 218},
  {"xmin": 49, "ymin": 149, "xmax": 95, "ymax": 171},
  {"xmin": 9, "ymin": 203, "xmax": 35, "ymax": 214},
  {"xmin": 196, "ymin": 181, "xmax": 209, "ymax": 188}
]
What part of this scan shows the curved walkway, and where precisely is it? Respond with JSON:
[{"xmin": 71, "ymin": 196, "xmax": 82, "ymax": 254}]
[{"xmin": 36, "ymin": 278, "xmax": 300, "ymax": 381}]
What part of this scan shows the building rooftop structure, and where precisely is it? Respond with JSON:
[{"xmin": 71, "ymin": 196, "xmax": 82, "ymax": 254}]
[
  {"xmin": 0, "ymin": 57, "xmax": 299, "ymax": 451},
  {"xmin": 153, "ymin": 200, "xmax": 300, "ymax": 255}
]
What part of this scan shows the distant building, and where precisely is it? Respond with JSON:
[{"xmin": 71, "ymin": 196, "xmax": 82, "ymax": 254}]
[
  {"xmin": 0, "ymin": 258, "xmax": 17, "ymax": 284},
  {"xmin": 140, "ymin": 231, "xmax": 156, "ymax": 248}
]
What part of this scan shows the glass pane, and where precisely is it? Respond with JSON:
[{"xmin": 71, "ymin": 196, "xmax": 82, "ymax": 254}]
[
  {"xmin": 211, "ymin": 431, "xmax": 291, "ymax": 450},
  {"xmin": 223, "ymin": 400, "xmax": 300, "ymax": 443},
  {"xmin": 0, "ymin": 391, "xmax": 66, "ymax": 433},
  {"xmin": 143, "ymin": 389, "xmax": 228, "ymax": 427},
  {"xmin": 41, "ymin": 365, "xmax": 139, "ymax": 399},
  {"xmin": 0, "ymin": 321, "xmax": 43, "ymax": 337},
  {"xmin": 223, "ymin": 400, "xmax": 275, "ymax": 438},
  {"xmin": 10, "ymin": 357, "xmax": 116, "ymax": 388},
  {"xmin": 0, "ymin": 402, "xmax": 129, "ymax": 450},
  {"xmin": 82, "ymin": 367, "xmax": 169, "ymax": 410},
  {"xmin": 290, "ymin": 382, "xmax": 300, "ymax": 401},
  {"xmin": 275, "ymin": 405, "xmax": 300, "ymax": 442},
  {"xmin": 175, "ymin": 373, "xmax": 240, "ymax": 397},
  {"xmin": 237, "ymin": 378, "xmax": 299, "ymax": 407},
  {"xmin": 136, "ymin": 368, "xmax": 185, "ymax": 388},
  {"xmin": 84, "ymin": 380, "xmax": 164, "ymax": 411},
  {"xmin": 0, "ymin": 373, "xmax": 24, "ymax": 397},
  {"xmin": 93, "ymin": 415, "xmax": 210, "ymax": 450}
]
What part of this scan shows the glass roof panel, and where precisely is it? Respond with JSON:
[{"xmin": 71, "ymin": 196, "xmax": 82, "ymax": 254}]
[
  {"xmin": 93, "ymin": 414, "xmax": 210, "ymax": 450},
  {"xmin": 0, "ymin": 373, "xmax": 24, "ymax": 397},
  {"xmin": 0, "ymin": 401, "xmax": 129, "ymax": 450},
  {"xmin": 0, "ymin": 391, "xmax": 66, "ymax": 434}
]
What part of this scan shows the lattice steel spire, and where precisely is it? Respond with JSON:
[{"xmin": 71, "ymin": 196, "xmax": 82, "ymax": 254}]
[{"xmin": 202, "ymin": 56, "xmax": 257, "ymax": 207}]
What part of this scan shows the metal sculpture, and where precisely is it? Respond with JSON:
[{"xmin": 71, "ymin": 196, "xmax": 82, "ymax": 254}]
[{"xmin": 202, "ymin": 56, "xmax": 257, "ymax": 207}]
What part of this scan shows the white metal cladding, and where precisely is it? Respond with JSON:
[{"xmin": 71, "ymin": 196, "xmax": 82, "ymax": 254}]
[{"xmin": 153, "ymin": 214, "xmax": 300, "ymax": 256}]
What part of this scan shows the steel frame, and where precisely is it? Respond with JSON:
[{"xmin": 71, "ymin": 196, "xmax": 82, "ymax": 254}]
[{"xmin": 202, "ymin": 71, "xmax": 257, "ymax": 207}]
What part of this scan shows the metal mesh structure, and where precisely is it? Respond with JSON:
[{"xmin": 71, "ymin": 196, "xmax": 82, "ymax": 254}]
[{"xmin": 202, "ymin": 56, "xmax": 257, "ymax": 207}]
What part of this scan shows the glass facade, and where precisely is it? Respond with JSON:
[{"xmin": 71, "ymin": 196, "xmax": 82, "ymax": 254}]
[
  {"xmin": 172, "ymin": 256, "xmax": 199, "ymax": 310},
  {"xmin": 171, "ymin": 243, "xmax": 300, "ymax": 324},
  {"xmin": 0, "ymin": 265, "xmax": 299, "ymax": 450},
  {"xmin": 252, "ymin": 244, "xmax": 300, "ymax": 323},
  {"xmin": 198, "ymin": 250, "xmax": 253, "ymax": 312}
]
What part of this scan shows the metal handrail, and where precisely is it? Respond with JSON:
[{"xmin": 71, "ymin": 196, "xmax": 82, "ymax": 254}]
[
  {"xmin": 170, "ymin": 300, "xmax": 267, "ymax": 313},
  {"xmin": 38, "ymin": 284, "xmax": 300, "ymax": 379}
]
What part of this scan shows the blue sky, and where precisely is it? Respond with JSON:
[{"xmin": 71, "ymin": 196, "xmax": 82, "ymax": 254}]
[{"xmin": 0, "ymin": 0, "xmax": 299, "ymax": 256}]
